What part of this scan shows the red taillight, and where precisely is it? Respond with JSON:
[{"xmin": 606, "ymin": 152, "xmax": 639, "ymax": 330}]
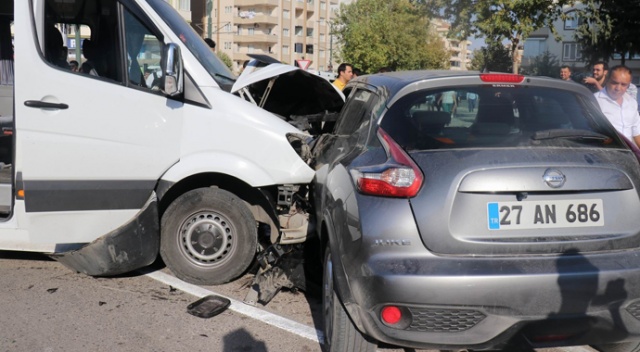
[
  {"xmin": 480, "ymin": 73, "xmax": 525, "ymax": 83},
  {"xmin": 351, "ymin": 129, "xmax": 423, "ymax": 198},
  {"xmin": 380, "ymin": 306, "xmax": 402, "ymax": 325}
]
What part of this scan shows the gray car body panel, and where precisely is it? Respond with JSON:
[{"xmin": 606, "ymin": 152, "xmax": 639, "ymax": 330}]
[{"xmin": 312, "ymin": 71, "xmax": 640, "ymax": 349}]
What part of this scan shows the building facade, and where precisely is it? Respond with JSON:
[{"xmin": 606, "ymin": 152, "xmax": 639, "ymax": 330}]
[
  {"xmin": 431, "ymin": 19, "xmax": 472, "ymax": 71},
  {"xmin": 522, "ymin": 3, "xmax": 640, "ymax": 83},
  {"xmin": 191, "ymin": 0, "xmax": 338, "ymax": 73}
]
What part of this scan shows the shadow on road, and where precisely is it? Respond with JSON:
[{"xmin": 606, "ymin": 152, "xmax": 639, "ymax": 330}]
[{"xmin": 223, "ymin": 328, "xmax": 268, "ymax": 352}]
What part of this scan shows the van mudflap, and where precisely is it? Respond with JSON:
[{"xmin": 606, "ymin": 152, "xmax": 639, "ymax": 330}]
[{"xmin": 52, "ymin": 195, "xmax": 160, "ymax": 276}]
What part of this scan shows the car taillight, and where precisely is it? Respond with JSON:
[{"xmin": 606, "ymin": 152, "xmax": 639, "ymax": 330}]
[
  {"xmin": 480, "ymin": 73, "xmax": 525, "ymax": 83},
  {"xmin": 351, "ymin": 129, "xmax": 423, "ymax": 198}
]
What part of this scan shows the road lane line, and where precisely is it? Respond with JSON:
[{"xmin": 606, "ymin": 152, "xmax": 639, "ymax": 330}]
[{"xmin": 145, "ymin": 270, "xmax": 324, "ymax": 344}]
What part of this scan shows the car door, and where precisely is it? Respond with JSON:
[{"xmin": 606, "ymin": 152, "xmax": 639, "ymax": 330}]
[{"xmin": 13, "ymin": 0, "xmax": 182, "ymax": 245}]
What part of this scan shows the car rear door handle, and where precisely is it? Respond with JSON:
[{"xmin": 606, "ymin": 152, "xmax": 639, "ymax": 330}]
[{"xmin": 24, "ymin": 100, "xmax": 69, "ymax": 110}]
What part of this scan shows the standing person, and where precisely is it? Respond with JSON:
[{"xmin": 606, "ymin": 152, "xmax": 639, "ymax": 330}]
[
  {"xmin": 594, "ymin": 65, "xmax": 640, "ymax": 147},
  {"xmin": 559, "ymin": 65, "xmax": 572, "ymax": 81},
  {"xmin": 332, "ymin": 63, "xmax": 353, "ymax": 91},
  {"xmin": 438, "ymin": 90, "xmax": 457, "ymax": 116},
  {"xmin": 466, "ymin": 91, "xmax": 478, "ymax": 112},
  {"xmin": 583, "ymin": 61, "xmax": 608, "ymax": 93}
]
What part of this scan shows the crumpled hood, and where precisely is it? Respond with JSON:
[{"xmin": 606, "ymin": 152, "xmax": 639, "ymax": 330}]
[{"xmin": 231, "ymin": 58, "xmax": 345, "ymax": 120}]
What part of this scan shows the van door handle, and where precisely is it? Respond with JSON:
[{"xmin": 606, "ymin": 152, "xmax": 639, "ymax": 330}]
[{"xmin": 24, "ymin": 100, "xmax": 69, "ymax": 110}]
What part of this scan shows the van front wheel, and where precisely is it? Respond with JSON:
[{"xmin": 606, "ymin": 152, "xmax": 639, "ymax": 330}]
[{"xmin": 160, "ymin": 188, "xmax": 257, "ymax": 285}]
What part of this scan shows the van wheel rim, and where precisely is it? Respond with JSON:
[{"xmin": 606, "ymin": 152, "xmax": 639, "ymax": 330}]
[{"xmin": 179, "ymin": 211, "xmax": 234, "ymax": 265}]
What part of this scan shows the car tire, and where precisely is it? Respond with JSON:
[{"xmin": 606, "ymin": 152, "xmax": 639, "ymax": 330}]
[
  {"xmin": 160, "ymin": 187, "xmax": 257, "ymax": 285},
  {"xmin": 322, "ymin": 246, "xmax": 376, "ymax": 352},
  {"xmin": 592, "ymin": 342, "xmax": 640, "ymax": 352}
]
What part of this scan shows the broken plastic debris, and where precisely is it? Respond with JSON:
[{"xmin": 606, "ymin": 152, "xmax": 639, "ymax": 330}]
[{"xmin": 187, "ymin": 295, "xmax": 230, "ymax": 319}]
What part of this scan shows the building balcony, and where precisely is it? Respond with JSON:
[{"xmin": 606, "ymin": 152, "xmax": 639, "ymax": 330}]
[
  {"xmin": 234, "ymin": 34, "xmax": 279, "ymax": 44},
  {"xmin": 235, "ymin": 0, "xmax": 279, "ymax": 7},
  {"xmin": 235, "ymin": 14, "xmax": 279, "ymax": 25}
]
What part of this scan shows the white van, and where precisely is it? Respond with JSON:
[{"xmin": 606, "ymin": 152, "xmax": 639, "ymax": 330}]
[{"xmin": 2, "ymin": 0, "xmax": 342, "ymax": 286}]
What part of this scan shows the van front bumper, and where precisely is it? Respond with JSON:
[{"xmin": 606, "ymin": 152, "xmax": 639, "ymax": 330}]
[{"xmin": 52, "ymin": 194, "xmax": 160, "ymax": 276}]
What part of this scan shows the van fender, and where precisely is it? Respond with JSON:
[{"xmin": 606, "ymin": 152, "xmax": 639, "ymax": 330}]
[{"xmin": 161, "ymin": 151, "xmax": 279, "ymax": 187}]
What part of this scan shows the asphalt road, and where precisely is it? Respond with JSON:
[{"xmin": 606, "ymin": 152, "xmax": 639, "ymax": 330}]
[{"xmin": 0, "ymin": 251, "xmax": 599, "ymax": 352}]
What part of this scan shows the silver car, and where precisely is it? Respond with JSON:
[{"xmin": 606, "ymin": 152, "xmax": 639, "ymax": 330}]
[{"xmin": 311, "ymin": 71, "xmax": 640, "ymax": 351}]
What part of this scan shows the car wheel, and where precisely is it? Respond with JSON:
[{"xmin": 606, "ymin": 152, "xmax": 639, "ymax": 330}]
[
  {"xmin": 322, "ymin": 246, "xmax": 376, "ymax": 352},
  {"xmin": 160, "ymin": 187, "xmax": 257, "ymax": 285},
  {"xmin": 592, "ymin": 342, "xmax": 640, "ymax": 352}
]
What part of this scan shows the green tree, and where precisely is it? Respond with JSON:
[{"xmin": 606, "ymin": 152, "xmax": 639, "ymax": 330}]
[
  {"xmin": 520, "ymin": 50, "xmax": 560, "ymax": 77},
  {"xmin": 435, "ymin": 0, "xmax": 575, "ymax": 74},
  {"xmin": 217, "ymin": 51, "xmax": 233, "ymax": 70},
  {"xmin": 332, "ymin": 0, "xmax": 449, "ymax": 73},
  {"xmin": 469, "ymin": 42, "xmax": 512, "ymax": 73},
  {"xmin": 574, "ymin": 1, "xmax": 640, "ymax": 66}
]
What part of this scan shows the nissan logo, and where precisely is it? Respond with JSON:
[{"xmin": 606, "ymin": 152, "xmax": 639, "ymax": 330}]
[{"xmin": 543, "ymin": 169, "xmax": 566, "ymax": 188}]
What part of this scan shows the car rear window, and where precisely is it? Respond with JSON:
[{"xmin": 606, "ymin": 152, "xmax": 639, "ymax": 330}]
[{"xmin": 380, "ymin": 85, "xmax": 624, "ymax": 151}]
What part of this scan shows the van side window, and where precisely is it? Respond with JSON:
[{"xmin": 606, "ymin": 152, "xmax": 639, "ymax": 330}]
[
  {"xmin": 41, "ymin": 0, "xmax": 163, "ymax": 92},
  {"xmin": 123, "ymin": 9, "xmax": 163, "ymax": 89}
]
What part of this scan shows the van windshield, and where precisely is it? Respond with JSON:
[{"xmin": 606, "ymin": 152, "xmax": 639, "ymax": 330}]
[{"xmin": 146, "ymin": 0, "xmax": 236, "ymax": 91}]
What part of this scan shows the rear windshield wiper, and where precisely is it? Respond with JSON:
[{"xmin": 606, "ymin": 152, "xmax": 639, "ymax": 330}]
[{"xmin": 531, "ymin": 129, "xmax": 611, "ymax": 142}]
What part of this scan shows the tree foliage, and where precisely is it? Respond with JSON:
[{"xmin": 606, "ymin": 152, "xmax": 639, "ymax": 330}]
[
  {"xmin": 574, "ymin": 1, "xmax": 640, "ymax": 66},
  {"xmin": 520, "ymin": 50, "xmax": 560, "ymax": 77},
  {"xmin": 332, "ymin": 0, "xmax": 449, "ymax": 73},
  {"xmin": 432, "ymin": 0, "xmax": 575, "ymax": 73},
  {"xmin": 469, "ymin": 42, "xmax": 512, "ymax": 73},
  {"xmin": 217, "ymin": 51, "xmax": 233, "ymax": 70}
]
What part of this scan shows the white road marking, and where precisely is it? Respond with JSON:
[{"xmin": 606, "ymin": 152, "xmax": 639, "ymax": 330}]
[{"xmin": 145, "ymin": 270, "xmax": 324, "ymax": 344}]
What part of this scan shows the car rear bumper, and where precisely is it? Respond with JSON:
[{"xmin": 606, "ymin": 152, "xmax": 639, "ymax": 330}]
[{"xmin": 339, "ymin": 248, "xmax": 640, "ymax": 349}]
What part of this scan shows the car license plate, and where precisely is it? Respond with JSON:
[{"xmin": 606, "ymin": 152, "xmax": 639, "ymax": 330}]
[{"xmin": 487, "ymin": 199, "xmax": 604, "ymax": 230}]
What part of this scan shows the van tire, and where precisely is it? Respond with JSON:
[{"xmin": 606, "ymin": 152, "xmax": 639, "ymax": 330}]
[{"xmin": 160, "ymin": 187, "xmax": 257, "ymax": 285}]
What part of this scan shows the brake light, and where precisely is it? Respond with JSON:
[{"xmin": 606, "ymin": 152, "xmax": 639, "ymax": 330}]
[
  {"xmin": 480, "ymin": 73, "xmax": 525, "ymax": 83},
  {"xmin": 351, "ymin": 129, "xmax": 423, "ymax": 198}
]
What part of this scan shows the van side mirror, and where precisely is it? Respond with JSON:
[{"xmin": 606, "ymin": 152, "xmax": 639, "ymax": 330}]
[{"xmin": 162, "ymin": 43, "xmax": 184, "ymax": 97}]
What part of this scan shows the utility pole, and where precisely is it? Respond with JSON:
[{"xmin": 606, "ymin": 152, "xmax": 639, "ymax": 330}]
[{"xmin": 206, "ymin": 0, "xmax": 212, "ymax": 39}]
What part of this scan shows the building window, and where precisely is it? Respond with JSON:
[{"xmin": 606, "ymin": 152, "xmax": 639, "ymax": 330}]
[
  {"xmin": 295, "ymin": 26, "xmax": 303, "ymax": 36},
  {"xmin": 563, "ymin": 42, "xmax": 582, "ymax": 61},
  {"xmin": 564, "ymin": 11, "xmax": 580, "ymax": 30},
  {"xmin": 248, "ymin": 27, "xmax": 255, "ymax": 35},
  {"xmin": 237, "ymin": 27, "xmax": 242, "ymax": 35},
  {"xmin": 320, "ymin": 34, "xmax": 325, "ymax": 42},
  {"xmin": 283, "ymin": 45, "xmax": 290, "ymax": 54},
  {"xmin": 283, "ymin": 10, "xmax": 290, "ymax": 19},
  {"xmin": 523, "ymin": 38, "xmax": 546, "ymax": 58},
  {"xmin": 319, "ymin": 49, "xmax": 325, "ymax": 58},
  {"xmin": 248, "ymin": 45, "xmax": 255, "ymax": 54},
  {"xmin": 294, "ymin": 43, "xmax": 303, "ymax": 53},
  {"xmin": 283, "ymin": 28, "xmax": 289, "ymax": 37},
  {"xmin": 320, "ymin": 1, "xmax": 326, "ymax": 10},
  {"xmin": 307, "ymin": 28, "xmax": 313, "ymax": 37},
  {"xmin": 179, "ymin": 0, "xmax": 189, "ymax": 11},
  {"xmin": 225, "ymin": 6, "xmax": 233, "ymax": 13},
  {"xmin": 224, "ymin": 42, "xmax": 231, "ymax": 50},
  {"xmin": 223, "ymin": 23, "xmax": 231, "ymax": 33},
  {"xmin": 306, "ymin": 44, "xmax": 314, "ymax": 54}
]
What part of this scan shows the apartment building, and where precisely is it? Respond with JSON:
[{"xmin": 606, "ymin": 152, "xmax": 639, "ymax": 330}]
[
  {"xmin": 191, "ymin": 0, "xmax": 338, "ymax": 73},
  {"xmin": 431, "ymin": 18, "xmax": 472, "ymax": 71},
  {"xmin": 522, "ymin": 3, "xmax": 640, "ymax": 83}
]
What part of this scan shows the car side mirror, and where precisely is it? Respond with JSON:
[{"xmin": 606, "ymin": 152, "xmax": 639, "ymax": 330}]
[{"xmin": 162, "ymin": 43, "xmax": 184, "ymax": 97}]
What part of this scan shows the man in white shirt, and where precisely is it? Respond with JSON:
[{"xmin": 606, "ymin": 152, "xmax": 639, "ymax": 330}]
[{"xmin": 594, "ymin": 65, "xmax": 640, "ymax": 147}]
